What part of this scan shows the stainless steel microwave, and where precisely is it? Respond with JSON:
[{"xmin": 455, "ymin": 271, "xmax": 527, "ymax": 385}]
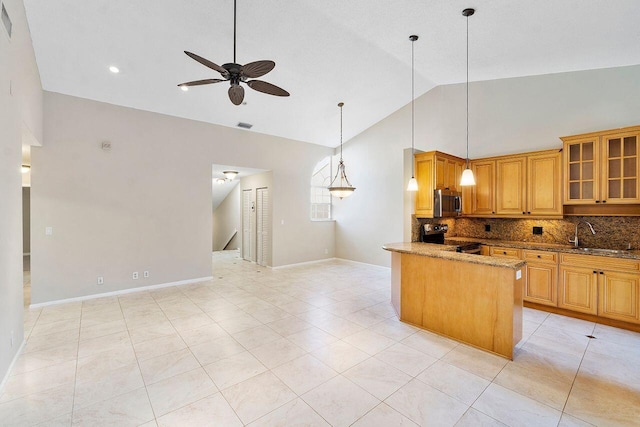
[{"xmin": 434, "ymin": 189, "xmax": 462, "ymax": 217}]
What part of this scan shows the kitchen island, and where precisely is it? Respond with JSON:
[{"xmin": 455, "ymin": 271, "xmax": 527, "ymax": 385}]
[{"xmin": 383, "ymin": 242, "xmax": 526, "ymax": 359}]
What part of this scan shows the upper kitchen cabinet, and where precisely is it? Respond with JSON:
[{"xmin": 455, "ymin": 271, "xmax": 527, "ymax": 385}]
[
  {"xmin": 466, "ymin": 149, "xmax": 562, "ymax": 218},
  {"xmin": 414, "ymin": 151, "xmax": 466, "ymax": 218},
  {"xmin": 562, "ymin": 126, "xmax": 640, "ymax": 205}
]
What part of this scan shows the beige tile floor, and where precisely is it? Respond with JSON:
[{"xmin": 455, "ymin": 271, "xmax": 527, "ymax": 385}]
[{"xmin": 3, "ymin": 250, "xmax": 639, "ymax": 426}]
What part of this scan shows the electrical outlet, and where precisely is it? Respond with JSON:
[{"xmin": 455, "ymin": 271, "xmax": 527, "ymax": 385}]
[
  {"xmin": 484, "ymin": 224, "xmax": 491, "ymax": 232},
  {"xmin": 132, "ymin": 272, "xmax": 139, "ymax": 280},
  {"xmin": 533, "ymin": 226, "xmax": 543, "ymax": 235},
  {"xmin": 97, "ymin": 276, "xmax": 104, "ymax": 285},
  {"xmin": 143, "ymin": 271, "xmax": 149, "ymax": 278}
]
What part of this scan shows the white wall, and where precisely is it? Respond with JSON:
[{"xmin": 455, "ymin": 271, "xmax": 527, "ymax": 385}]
[
  {"xmin": 212, "ymin": 183, "xmax": 240, "ymax": 251},
  {"xmin": 335, "ymin": 65, "xmax": 640, "ymax": 267},
  {"xmin": 0, "ymin": 0, "xmax": 42, "ymax": 386},
  {"xmin": 31, "ymin": 92, "xmax": 334, "ymax": 304}
]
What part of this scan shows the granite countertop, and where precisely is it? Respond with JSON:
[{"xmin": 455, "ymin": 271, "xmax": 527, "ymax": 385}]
[
  {"xmin": 442, "ymin": 237, "xmax": 640, "ymax": 260},
  {"xmin": 382, "ymin": 242, "xmax": 526, "ymax": 270}
]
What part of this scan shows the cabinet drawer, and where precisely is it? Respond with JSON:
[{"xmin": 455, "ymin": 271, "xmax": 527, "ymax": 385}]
[
  {"xmin": 523, "ymin": 250, "xmax": 558, "ymax": 264},
  {"xmin": 490, "ymin": 247, "xmax": 522, "ymax": 259},
  {"xmin": 560, "ymin": 253, "xmax": 640, "ymax": 272}
]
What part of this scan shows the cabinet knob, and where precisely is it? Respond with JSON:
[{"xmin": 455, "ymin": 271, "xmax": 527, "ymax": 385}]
[
  {"xmin": 537, "ymin": 255, "xmax": 541, "ymax": 258},
  {"xmin": 595, "ymin": 200, "xmax": 600, "ymax": 203},
  {"xmin": 522, "ymin": 212, "xmax": 525, "ymax": 214},
  {"xmin": 599, "ymin": 271, "xmax": 604, "ymax": 274},
  {"xmin": 503, "ymin": 251, "xmax": 507, "ymax": 255},
  {"xmin": 492, "ymin": 211, "xmax": 495, "ymax": 214},
  {"xmin": 593, "ymin": 270, "xmax": 597, "ymax": 274},
  {"xmin": 527, "ymin": 212, "xmax": 531, "ymax": 214},
  {"xmin": 602, "ymin": 200, "xmax": 607, "ymax": 204}
]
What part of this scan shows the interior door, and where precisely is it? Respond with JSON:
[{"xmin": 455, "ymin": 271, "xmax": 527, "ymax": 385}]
[
  {"xmin": 242, "ymin": 189, "xmax": 252, "ymax": 261},
  {"xmin": 256, "ymin": 187, "xmax": 269, "ymax": 266}
]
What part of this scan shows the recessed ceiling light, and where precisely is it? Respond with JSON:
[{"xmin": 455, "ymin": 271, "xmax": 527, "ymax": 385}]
[
  {"xmin": 109, "ymin": 66, "xmax": 120, "ymax": 74},
  {"xmin": 180, "ymin": 85, "xmax": 189, "ymax": 92}
]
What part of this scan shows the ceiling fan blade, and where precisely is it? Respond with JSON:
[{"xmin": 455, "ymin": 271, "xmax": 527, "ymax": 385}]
[
  {"xmin": 177, "ymin": 79, "xmax": 226, "ymax": 87},
  {"xmin": 184, "ymin": 51, "xmax": 228, "ymax": 76},
  {"xmin": 228, "ymin": 85, "xmax": 245, "ymax": 105},
  {"xmin": 246, "ymin": 80, "xmax": 290, "ymax": 97},
  {"xmin": 241, "ymin": 60, "xmax": 275, "ymax": 78}
]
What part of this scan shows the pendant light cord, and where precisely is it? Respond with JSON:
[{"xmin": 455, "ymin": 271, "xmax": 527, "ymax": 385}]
[
  {"xmin": 465, "ymin": 12, "xmax": 470, "ymax": 168},
  {"xmin": 233, "ymin": 0, "xmax": 237, "ymax": 63},
  {"xmin": 339, "ymin": 103, "xmax": 343, "ymax": 161},
  {"xmin": 411, "ymin": 37, "xmax": 415, "ymax": 178}
]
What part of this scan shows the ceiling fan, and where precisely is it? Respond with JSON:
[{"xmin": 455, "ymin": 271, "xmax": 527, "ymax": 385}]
[{"xmin": 178, "ymin": 0, "xmax": 290, "ymax": 105}]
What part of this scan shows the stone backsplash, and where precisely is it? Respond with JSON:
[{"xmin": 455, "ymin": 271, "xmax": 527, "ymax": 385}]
[{"xmin": 413, "ymin": 216, "xmax": 640, "ymax": 250}]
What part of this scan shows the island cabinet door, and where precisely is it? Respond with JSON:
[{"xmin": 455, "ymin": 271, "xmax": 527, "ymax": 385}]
[
  {"xmin": 598, "ymin": 270, "xmax": 639, "ymax": 324},
  {"xmin": 558, "ymin": 266, "xmax": 598, "ymax": 315}
]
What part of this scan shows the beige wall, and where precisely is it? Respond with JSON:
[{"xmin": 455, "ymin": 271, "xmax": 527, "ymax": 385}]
[
  {"xmin": 335, "ymin": 65, "xmax": 640, "ymax": 267},
  {"xmin": 31, "ymin": 92, "xmax": 334, "ymax": 303},
  {"xmin": 212, "ymin": 183, "xmax": 240, "ymax": 251},
  {"xmin": 0, "ymin": 0, "xmax": 42, "ymax": 386}
]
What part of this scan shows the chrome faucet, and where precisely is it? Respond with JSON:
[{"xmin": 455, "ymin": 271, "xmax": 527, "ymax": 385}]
[{"xmin": 569, "ymin": 220, "xmax": 596, "ymax": 247}]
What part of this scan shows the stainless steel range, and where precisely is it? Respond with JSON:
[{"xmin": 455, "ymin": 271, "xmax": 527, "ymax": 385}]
[{"xmin": 420, "ymin": 224, "xmax": 481, "ymax": 254}]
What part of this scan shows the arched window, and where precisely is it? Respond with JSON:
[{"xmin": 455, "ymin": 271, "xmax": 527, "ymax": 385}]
[{"xmin": 310, "ymin": 157, "xmax": 332, "ymax": 220}]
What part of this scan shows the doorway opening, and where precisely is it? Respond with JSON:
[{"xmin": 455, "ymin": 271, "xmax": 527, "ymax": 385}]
[{"xmin": 211, "ymin": 164, "xmax": 272, "ymax": 267}]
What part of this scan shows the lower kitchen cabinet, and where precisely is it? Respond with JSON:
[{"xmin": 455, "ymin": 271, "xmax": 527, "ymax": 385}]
[
  {"xmin": 523, "ymin": 249, "xmax": 558, "ymax": 307},
  {"xmin": 599, "ymin": 270, "xmax": 639, "ymax": 323},
  {"xmin": 558, "ymin": 266, "xmax": 598, "ymax": 315}
]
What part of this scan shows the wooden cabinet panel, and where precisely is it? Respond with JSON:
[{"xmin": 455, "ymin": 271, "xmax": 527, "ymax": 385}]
[
  {"xmin": 528, "ymin": 152, "xmax": 563, "ymax": 216},
  {"xmin": 602, "ymin": 132, "xmax": 640, "ymax": 204},
  {"xmin": 526, "ymin": 264, "xmax": 558, "ymax": 307},
  {"xmin": 564, "ymin": 137, "xmax": 600, "ymax": 204},
  {"xmin": 415, "ymin": 151, "xmax": 466, "ymax": 218},
  {"xmin": 489, "ymin": 246, "xmax": 522, "ymax": 259},
  {"xmin": 496, "ymin": 157, "xmax": 527, "ymax": 215},
  {"xmin": 562, "ymin": 126, "xmax": 640, "ymax": 205},
  {"xmin": 560, "ymin": 253, "xmax": 640, "ymax": 272},
  {"xmin": 415, "ymin": 154, "xmax": 434, "ymax": 217},
  {"xmin": 471, "ymin": 160, "xmax": 496, "ymax": 215},
  {"xmin": 523, "ymin": 249, "xmax": 558, "ymax": 264},
  {"xmin": 598, "ymin": 270, "xmax": 639, "ymax": 323},
  {"xmin": 559, "ymin": 266, "xmax": 598, "ymax": 315}
]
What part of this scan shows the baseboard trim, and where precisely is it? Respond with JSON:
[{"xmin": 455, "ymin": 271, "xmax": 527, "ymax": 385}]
[
  {"xmin": 333, "ymin": 258, "xmax": 391, "ymax": 270},
  {"xmin": 29, "ymin": 276, "xmax": 214, "ymax": 309},
  {"xmin": 272, "ymin": 257, "xmax": 337, "ymax": 270},
  {"xmin": 0, "ymin": 339, "xmax": 26, "ymax": 394}
]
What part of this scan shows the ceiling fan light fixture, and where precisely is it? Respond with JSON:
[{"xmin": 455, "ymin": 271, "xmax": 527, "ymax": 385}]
[
  {"xmin": 223, "ymin": 170, "xmax": 239, "ymax": 180},
  {"xmin": 328, "ymin": 102, "xmax": 356, "ymax": 199},
  {"xmin": 180, "ymin": 85, "xmax": 189, "ymax": 92},
  {"xmin": 178, "ymin": 0, "xmax": 289, "ymax": 105},
  {"xmin": 109, "ymin": 65, "xmax": 120, "ymax": 74},
  {"xmin": 460, "ymin": 8, "xmax": 476, "ymax": 187},
  {"xmin": 216, "ymin": 178, "xmax": 226, "ymax": 185}
]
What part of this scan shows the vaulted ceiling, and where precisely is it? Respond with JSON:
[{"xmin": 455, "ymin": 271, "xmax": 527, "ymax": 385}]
[{"xmin": 24, "ymin": 0, "xmax": 640, "ymax": 147}]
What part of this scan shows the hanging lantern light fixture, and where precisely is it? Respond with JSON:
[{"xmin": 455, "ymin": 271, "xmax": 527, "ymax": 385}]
[
  {"xmin": 328, "ymin": 102, "xmax": 356, "ymax": 199},
  {"xmin": 460, "ymin": 8, "xmax": 476, "ymax": 186},
  {"xmin": 406, "ymin": 35, "xmax": 419, "ymax": 192}
]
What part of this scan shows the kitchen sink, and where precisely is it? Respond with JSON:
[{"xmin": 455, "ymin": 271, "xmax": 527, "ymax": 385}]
[{"xmin": 575, "ymin": 247, "xmax": 629, "ymax": 254}]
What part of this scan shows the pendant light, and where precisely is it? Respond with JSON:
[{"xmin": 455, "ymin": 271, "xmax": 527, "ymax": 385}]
[
  {"xmin": 460, "ymin": 8, "xmax": 476, "ymax": 186},
  {"xmin": 406, "ymin": 35, "xmax": 419, "ymax": 192},
  {"xmin": 328, "ymin": 102, "xmax": 356, "ymax": 199}
]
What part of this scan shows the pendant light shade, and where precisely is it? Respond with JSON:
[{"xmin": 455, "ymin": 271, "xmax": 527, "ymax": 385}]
[
  {"xmin": 460, "ymin": 8, "xmax": 476, "ymax": 187},
  {"xmin": 328, "ymin": 102, "xmax": 355, "ymax": 199},
  {"xmin": 407, "ymin": 34, "xmax": 419, "ymax": 192}
]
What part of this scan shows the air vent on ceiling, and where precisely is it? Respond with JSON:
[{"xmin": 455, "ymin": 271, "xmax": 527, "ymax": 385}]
[
  {"xmin": 1, "ymin": 3, "xmax": 12, "ymax": 38},
  {"xmin": 237, "ymin": 122, "xmax": 253, "ymax": 129}
]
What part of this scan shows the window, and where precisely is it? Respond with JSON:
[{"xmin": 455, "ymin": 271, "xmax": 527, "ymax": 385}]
[{"xmin": 311, "ymin": 157, "xmax": 332, "ymax": 220}]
